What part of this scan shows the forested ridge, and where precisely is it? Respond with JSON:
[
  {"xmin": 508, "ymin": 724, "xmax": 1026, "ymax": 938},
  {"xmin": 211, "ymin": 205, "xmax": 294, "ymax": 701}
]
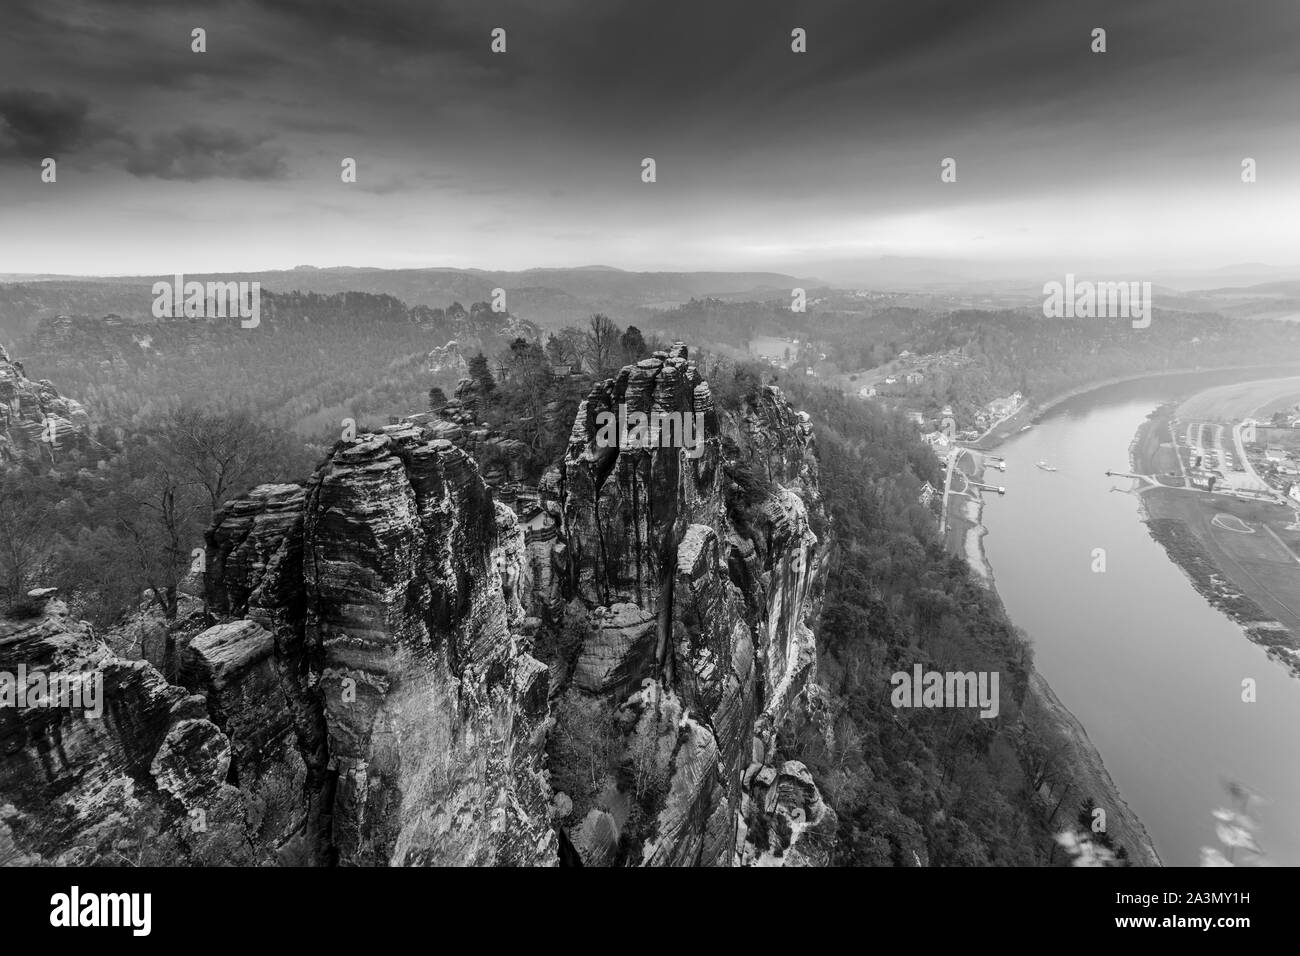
[{"xmin": 15, "ymin": 292, "xmax": 538, "ymax": 433}]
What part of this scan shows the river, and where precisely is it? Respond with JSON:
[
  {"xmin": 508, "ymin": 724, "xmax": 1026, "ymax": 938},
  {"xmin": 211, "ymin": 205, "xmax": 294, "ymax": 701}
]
[{"xmin": 981, "ymin": 369, "xmax": 1300, "ymax": 867}]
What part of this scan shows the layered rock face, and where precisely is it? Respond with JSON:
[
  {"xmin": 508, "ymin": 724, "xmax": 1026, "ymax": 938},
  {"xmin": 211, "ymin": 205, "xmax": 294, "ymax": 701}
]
[
  {"xmin": 547, "ymin": 345, "xmax": 835, "ymax": 866},
  {"xmin": 201, "ymin": 426, "xmax": 556, "ymax": 866},
  {"xmin": 0, "ymin": 344, "xmax": 90, "ymax": 464},
  {"xmin": 426, "ymin": 340, "xmax": 470, "ymax": 396},
  {"xmin": 1, "ymin": 428, "xmax": 555, "ymax": 866},
  {"xmin": 0, "ymin": 342, "xmax": 832, "ymax": 866},
  {"xmin": 0, "ymin": 590, "xmax": 291, "ymax": 865}
]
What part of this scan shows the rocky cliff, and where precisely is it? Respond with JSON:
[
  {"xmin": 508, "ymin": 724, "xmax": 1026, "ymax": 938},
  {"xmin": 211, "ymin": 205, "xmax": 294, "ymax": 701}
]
[
  {"xmin": 0, "ymin": 344, "xmax": 90, "ymax": 464},
  {"xmin": 0, "ymin": 343, "xmax": 833, "ymax": 865},
  {"xmin": 0, "ymin": 589, "xmax": 296, "ymax": 865},
  {"xmin": 546, "ymin": 346, "xmax": 834, "ymax": 864}
]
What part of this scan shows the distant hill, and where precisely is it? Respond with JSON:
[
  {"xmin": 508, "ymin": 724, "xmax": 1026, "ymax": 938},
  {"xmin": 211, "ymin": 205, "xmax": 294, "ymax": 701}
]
[
  {"xmin": 11, "ymin": 292, "xmax": 541, "ymax": 435},
  {"xmin": 0, "ymin": 266, "xmax": 814, "ymax": 342}
]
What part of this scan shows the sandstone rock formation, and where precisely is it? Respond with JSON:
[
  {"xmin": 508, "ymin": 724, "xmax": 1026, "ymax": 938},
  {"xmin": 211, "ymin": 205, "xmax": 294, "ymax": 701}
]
[
  {"xmin": 0, "ymin": 344, "xmax": 90, "ymax": 464},
  {"xmin": 547, "ymin": 344, "xmax": 833, "ymax": 865},
  {"xmin": 427, "ymin": 340, "xmax": 470, "ymax": 395},
  {"xmin": 1, "ymin": 430, "xmax": 555, "ymax": 865},
  {"xmin": 0, "ymin": 589, "xmax": 289, "ymax": 866},
  {"xmin": 0, "ymin": 342, "xmax": 833, "ymax": 866},
  {"xmin": 200, "ymin": 426, "xmax": 557, "ymax": 866}
]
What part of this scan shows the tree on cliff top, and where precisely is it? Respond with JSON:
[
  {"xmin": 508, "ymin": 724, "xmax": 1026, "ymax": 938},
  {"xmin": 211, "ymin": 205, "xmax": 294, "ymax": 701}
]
[
  {"xmin": 620, "ymin": 325, "xmax": 647, "ymax": 365},
  {"xmin": 467, "ymin": 352, "xmax": 496, "ymax": 399},
  {"xmin": 583, "ymin": 313, "xmax": 620, "ymax": 379},
  {"xmin": 153, "ymin": 406, "xmax": 287, "ymax": 512},
  {"xmin": 0, "ymin": 469, "xmax": 59, "ymax": 609}
]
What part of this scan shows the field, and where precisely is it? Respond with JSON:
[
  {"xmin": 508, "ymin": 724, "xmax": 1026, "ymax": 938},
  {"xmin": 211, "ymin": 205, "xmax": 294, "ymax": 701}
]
[
  {"xmin": 748, "ymin": 334, "xmax": 795, "ymax": 365},
  {"xmin": 1144, "ymin": 491, "xmax": 1300, "ymax": 670},
  {"xmin": 1151, "ymin": 490, "xmax": 1300, "ymax": 605},
  {"xmin": 1175, "ymin": 375, "xmax": 1300, "ymax": 421},
  {"xmin": 1138, "ymin": 453, "xmax": 1300, "ymax": 669},
  {"xmin": 1133, "ymin": 396, "xmax": 1300, "ymax": 675}
]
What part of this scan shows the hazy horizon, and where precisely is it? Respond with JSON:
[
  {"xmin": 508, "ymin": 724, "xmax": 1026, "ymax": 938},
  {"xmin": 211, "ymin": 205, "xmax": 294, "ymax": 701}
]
[{"xmin": 4, "ymin": 256, "xmax": 1300, "ymax": 296}]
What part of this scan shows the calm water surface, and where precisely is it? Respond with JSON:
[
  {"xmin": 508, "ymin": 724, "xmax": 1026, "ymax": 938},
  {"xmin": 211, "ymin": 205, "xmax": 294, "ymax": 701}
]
[{"xmin": 982, "ymin": 370, "xmax": 1300, "ymax": 866}]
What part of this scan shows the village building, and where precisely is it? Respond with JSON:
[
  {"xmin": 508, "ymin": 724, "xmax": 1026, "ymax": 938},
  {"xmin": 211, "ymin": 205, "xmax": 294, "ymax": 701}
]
[{"xmin": 919, "ymin": 481, "xmax": 938, "ymax": 505}]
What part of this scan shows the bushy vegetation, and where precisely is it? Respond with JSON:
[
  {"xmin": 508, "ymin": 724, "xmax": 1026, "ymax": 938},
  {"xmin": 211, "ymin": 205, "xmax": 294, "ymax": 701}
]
[
  {"xmin": 0, "ymin": 407, "xmax": 317, "ymax": 626},
  {"xmin": 462, "ymin": 315, "xmax": 657, "ymax": 480},
  {"xmin": 16, "ymin": 292, "xmax": 535, "ymax": 437}
]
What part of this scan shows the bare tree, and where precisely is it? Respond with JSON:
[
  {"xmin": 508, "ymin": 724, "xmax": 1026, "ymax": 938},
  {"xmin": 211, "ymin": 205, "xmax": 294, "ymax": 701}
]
[
  {"xmin": 156, "ymin": 406, "xmax": 285, "ymax": 514},
  {"xmin": 583, "ymin": 313, "xmax": 621, "ymax": 379},
  {"xmin": 547, "ymin": 327, "xmax": 585, "ymax": 369},
  {"xmin": 104, "ymin": 431, "xmax": 206, "ymax": 619},
  {"xmin": 90, "ymin": 407, "xmax": 291, "ymax": 620},
  {"xmin": 0, "ymin": 471, "xmax": 57, "ymax": 606}
]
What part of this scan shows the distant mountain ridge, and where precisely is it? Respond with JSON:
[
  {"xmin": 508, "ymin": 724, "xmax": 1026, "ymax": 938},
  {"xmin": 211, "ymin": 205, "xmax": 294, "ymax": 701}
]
[{"xmin": 0, "ymin": 267, "xmax": 815, "ymax": 341}]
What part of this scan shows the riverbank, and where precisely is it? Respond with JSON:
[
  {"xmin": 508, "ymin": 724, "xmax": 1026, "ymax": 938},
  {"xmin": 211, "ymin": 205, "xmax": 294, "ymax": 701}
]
[
  {"xmin": 1024, "ymin": 673, "xmax": 1163, "ymax": 867},
  {"xmin": 934, "ymin": 435, "xmax": 1161, "ymax": 863},
  {"xmin": 937, "ymin": 372, "xmax": 1300, "ymax": 866},
  {"xmin": 942, "ymin": 455, "xmax": 996, "ymax": 584},
  {"xmin": 955, "ymin": 365, "xmax": 1300, "ymax": 579},
  {"xmin": 973, "ymin": 362, "xmax": 1300, "ymax": 452},
  {"xmin": 941, "ymin": 456, "xmax": 1162, "ymax": 863},
  {"xmin": 928, "ymin": 364, "xmax": 1300, "ymax": 866},
  {"xmin": 1130, "ymin": 404, "xmax": 1300, "ymax": 679},
  {"xmin": 926, "ymin": 363, "xmax": 1300, "ymax": 867}
]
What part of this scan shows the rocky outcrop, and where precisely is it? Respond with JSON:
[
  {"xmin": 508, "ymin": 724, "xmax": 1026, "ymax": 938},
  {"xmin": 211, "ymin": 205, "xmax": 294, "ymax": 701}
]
[
  {"xmin": 412, "ymin": 389, "xmax": 532, "ymax": 488},
  {"xmin": 298, "ymin": 429, "xmax": 553, "ymax": 866},
  {"xmin": 427, "ymin": 340, "xmax": 470, "ymax": 395},
  {"xmin": 1, "ymin": 426, "xmax": 556, "ymax": 866},
  {"xmin": 738, "ymin": 761, "xmax": 837, "ymax": 866},
  {"xmin": 546, "ymin": 344, "xmax": 834, "ymax": 865},
  {"xmin": 0, "ymin": 341, "xmax": 832, "ymax": 866},
  {"xmin": 0, "ymin": 344, "xmax": 90, "ymax": 464},
  {"xmin": 199, "ymin": 425, "xmax": 557, "ymax": 865},
  {"xmin": 0, "ymin": 589, "xmax": 285, "ymax": 865}
]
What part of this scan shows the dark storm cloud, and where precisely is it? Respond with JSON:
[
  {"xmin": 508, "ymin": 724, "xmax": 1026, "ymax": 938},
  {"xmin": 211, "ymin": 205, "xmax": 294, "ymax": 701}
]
[
  {"xmin": 3, "ymin": 0, "xmax": 283, "ymax": 91},
  {"xmin": 6, "ymin": 0, "xmax": 1295, "ymax": 156},
  {"xmin": 123, "ymin": 126, "xmax": 288, "ymax": 180},
  {"xmin": 0, "ymin": 0, "xmax": 1296, "ymax": 272},
  {"xmin": 0, "ymin": 89, "xmax": 120, "ymax": 159},
  {"xmin": 0, "ymin": 87, "xmax": 286, "ymax": 179},
  {"xmin": 215, "ymin": 0, "xmax": 1297, "ymax": 133}
]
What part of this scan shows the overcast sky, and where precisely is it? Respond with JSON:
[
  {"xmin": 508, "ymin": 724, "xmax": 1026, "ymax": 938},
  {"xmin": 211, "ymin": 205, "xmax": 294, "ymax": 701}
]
[{"xmin": 1, "ymin": 0, "xmax": 1297, "ymax": 275}]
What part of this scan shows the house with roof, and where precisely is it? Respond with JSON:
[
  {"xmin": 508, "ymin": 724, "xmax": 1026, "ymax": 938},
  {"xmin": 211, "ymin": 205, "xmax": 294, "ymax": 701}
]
[{"xmin": 919, "ymin": 481, "xmax": 938, "ymax": 505}]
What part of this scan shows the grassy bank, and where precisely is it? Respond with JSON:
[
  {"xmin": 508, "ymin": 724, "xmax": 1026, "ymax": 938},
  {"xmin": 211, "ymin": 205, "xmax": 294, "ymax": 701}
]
[
  {"xmin": 974, "ymin": 362, "xmax": 1300, "ymax": 453},
  {"xmin": 1131, "ymin": 405, "xmax": 1300, "ymax": 679}
]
